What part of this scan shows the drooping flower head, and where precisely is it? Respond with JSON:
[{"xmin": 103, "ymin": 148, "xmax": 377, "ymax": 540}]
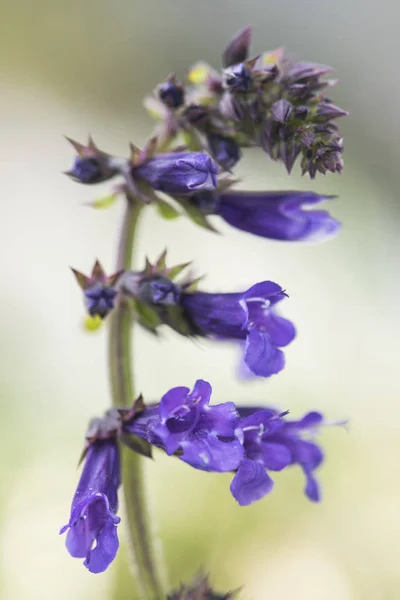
[
  {"xmin": 60, "ymin": 439, "xmax": 121, "ymax": 573},
  {"xmin": 189, "ymin": 189, "xmax": 341, "ymax": 242},
  {"xmin": 231, "ymin": 408, "xmax": 325, "ymax": 506}
]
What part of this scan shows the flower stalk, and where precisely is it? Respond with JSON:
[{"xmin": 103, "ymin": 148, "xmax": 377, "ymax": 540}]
[{"xmin": 108, "ymin": 195, "xmax": 165, "ymax": 599}]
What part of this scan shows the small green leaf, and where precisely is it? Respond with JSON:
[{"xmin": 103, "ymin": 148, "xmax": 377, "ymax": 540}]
[
  {"xmin": 155, "ymin": 198, "xmax": 181, "ymax": 220},
  {"xmin": 133, "ymin": 300, "xmax": 162, "ymax": 333},
  {"xmin": 120, "ymin": 432, "xmax": 153, "ymax": 458},
  {"xmin": 87, "ymin": 193, "xmax": 119, "ymax": 210},
  {"xmin": 173, "ymin": 196, "xmax": 219, "ymax": 232}
]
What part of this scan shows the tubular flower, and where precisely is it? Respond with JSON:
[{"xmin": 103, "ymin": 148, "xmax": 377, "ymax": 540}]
[
  {"xmin": 190, "ymin": 190, "xmax": 340, "ymax": 242},
  {"xmin": 231, "ymin": 407, "xmax": 325, "ymax": 506},
  {"xmin": 60, "ymin": 440, "xmax": 121, "ymax": 573},
  {"xmin": 133, "ymin": 151, "xmax": 218, "ymax": 195},
  {"xmin": 181, "ymin": 281, "xmax": 295, "ymax": 377}
]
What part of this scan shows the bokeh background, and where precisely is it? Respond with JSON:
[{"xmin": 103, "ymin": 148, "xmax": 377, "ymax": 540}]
[{"xmin": 1, "ymin": 1, "xmax": 399, "ymax": 598}]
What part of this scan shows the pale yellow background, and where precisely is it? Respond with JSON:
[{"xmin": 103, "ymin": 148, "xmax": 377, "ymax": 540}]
[{"xmin": 0, "ymin": 1, "xmax": 399, "ymax": 599}]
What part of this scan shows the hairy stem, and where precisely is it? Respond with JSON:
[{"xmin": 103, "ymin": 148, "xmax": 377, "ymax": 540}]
[{"xmin": 108, "ymin": 198, "xmax": 165, "ymax": 599}]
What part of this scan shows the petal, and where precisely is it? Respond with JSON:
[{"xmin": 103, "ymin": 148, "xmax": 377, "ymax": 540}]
[
  {"xmin": 189, "ymin": 379, "xmax": 212, "ymax": 408},
  {"xmin": 261, "ymin": 442, "xmax": 292, "ymax": 471},
  {"xmin": 150, "ymin": 421, "xmax": 182, "ymax": 455},
  {"xmin": 238, "ymin": 408, "xmax": 279, "ymax": 429},
  {"xmin": 230, "ymin": 459, "xmax": 274, "ymax": 506},
  {"xmin": 65, "ymin": 519, "xmax": 91, "ymax": 558},
  {"xmin": 200, "ymin": 401, "xmax": 239, "ymax": 437},
  {"xmin": 304, "ymin": 469, "xmax": 321, "ymax": 502},
  {"xmin": 287, "ymin": 439, "xmax": 324, "ymax": 470},
  {"xmin": 84, "ymin": 520, "xmax": 120, "ymax": 573},
  {"xmin": 180, "ymin": 433, "xmax": 243, "ymax": 472},
  {"xmin": 284, "ymin": 411, "xmax": 324, "ymax": 431},
  {"xmin": 244, "ymin": 281, "xmax": 286, "ymax": 304},
  {"xmin": 263, "ymin": 313, "xmax": 296, "ymax": 347},
  {"xmin": 244, "ymin": 329, "xmax": 285, "ymax": 377},
  {"xmin": 159, "ymin": 387, "xmax": 191, "ymax": 422}
]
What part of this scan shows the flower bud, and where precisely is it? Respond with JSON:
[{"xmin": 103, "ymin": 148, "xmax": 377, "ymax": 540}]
[{"xmin": 158, "ymin": 77, "xmax": 185, "ymax": 109}]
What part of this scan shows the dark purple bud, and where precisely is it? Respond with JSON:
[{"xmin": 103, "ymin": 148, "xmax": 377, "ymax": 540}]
[
  {"xmin": 85, "ymin": 284, "xmax": 118, "ymax": 318},
  {"xmin": 286, "ymin": 61, "xmax": 334, "ymax": 82},
  {"xmin": 183, "ymin": 104, "xmax": 210, "ymax": 128},
  {"xmin": 158, "ymin": 79, "xmax": 185, "ymax": 109},
  {"xmin": 71, "ymin": 157, "xmax": 104, "ymax": 184},
  {"xmin": 294, "ymin": 105, "xmax": 309, "ymax": 120},
  {"xmin": 207, "ymin": 134, "xmax": 241, "ymax": 170},
  {"xmin": 60, "ymin": 440, "xmax": 121, "ymax": 573},
  {"xmin": 133, "ymin": 152, "xmax": 218, "ymax": 195},
  {"xmin": 71, "ymin": 261, "xmax": 123, "ymax": 319},
  {"xmin": 299, "ymin": 129, "xmax": 316, "ymax": 148},
  {"xmin": 271, "ymin": 99, "xmax": 293, "ymax": 123},
  {"xmin": 138, "ymin": 276, "xmax": 180, "ymax": 307},
  {"xmin": 65, "ymin": 137, "xmax": 119, "ymax": 185},
  {"xmin": 316, "ymin": 101, "xmax": 349, "ymax": 121},
  {"xmin": 217, "ymin": 190, "xmax": 340, "ymax": 242},
  {"xmin": 222, "ymin": 63, "xmax": 252, "ymax": 93},
  {"xmin": 280, "ymin": 140, "xmax": 301, "ymax": 174},
  {"xmin": 222, "ymin": 25, "xmax": 252, "ymax": 68}
]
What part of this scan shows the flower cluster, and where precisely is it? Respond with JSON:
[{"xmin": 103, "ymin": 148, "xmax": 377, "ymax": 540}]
[
  {"xmin": 61, "ymin": 380, "xmax": 331, "ymax": 571},
  {"xmin": 145, "ymin": 25, "xmax": 347, "ymax": 179},
  {"xmin": 61, "ymin": 25, "xmax": 346, "ymax": 588},
  {"xmin": 72, "ymin": 254, "xmax": 295, "ymax": 378}
]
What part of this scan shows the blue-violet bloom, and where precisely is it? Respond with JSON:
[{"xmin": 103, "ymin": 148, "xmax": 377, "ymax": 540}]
[
  {"xmin": 191, "ymin": 190, "xmax": 340, "ymax": 242},
  {"xmin": 60, "ymin": 440, "xmax": 121, "ymax": 573},
  {"xmin": 231, "ymin": 408, "xmax": 324, "ymax": 506},
  {"xmin": 125, "ymin": 380, "xmax": 243, "ymax": 472},
  {"xmin": 133, "ymin": 152, "xmax": 218, "ymax": 195},
  {"xmin": 181, "ymin": 281, "xmax": 295, "ymax": 377}
]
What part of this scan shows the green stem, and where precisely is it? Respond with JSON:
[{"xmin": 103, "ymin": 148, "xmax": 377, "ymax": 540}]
[{"xmin": 108, "ymin": 198, "xmax": 166, "ymax": 600}]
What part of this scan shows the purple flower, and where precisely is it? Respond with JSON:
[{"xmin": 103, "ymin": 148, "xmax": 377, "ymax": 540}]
[
  {"xmin": 125, "ymin": 380, "xmax": 243, "ymax": 473},
  {"xmin": 207, "ymin": 134, "xmax": 241, "ymax": 170},
  {"xmin": 198, "ymin": 190, "xmax": 340, "ymax": 242},
  {"xmin": 231, "ymin": 408, "xmax": 324, "ymax": 506},
  {"xmin": 133, "ymin": 152, "xmax": 218, "ymax": 195},
  {"xmin": 181, "ymin": 281, "xmax": 295, "ymax": 377},
  {"xmin": 60, "ymin": 440, "xmax": 121, "ymax": 573}
]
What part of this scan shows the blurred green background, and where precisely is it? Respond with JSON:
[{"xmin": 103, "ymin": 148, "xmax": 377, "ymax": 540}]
[{"xmin": 1, "ymin": 1, "xmax": 399, "ymax": 598}]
